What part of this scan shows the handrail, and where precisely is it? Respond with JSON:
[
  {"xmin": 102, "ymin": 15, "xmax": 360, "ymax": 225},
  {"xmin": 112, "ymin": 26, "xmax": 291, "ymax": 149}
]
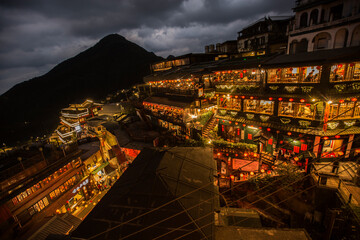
[{"xmin": 311, "ymin": 164, "xmax": 360, "ymax": 223}]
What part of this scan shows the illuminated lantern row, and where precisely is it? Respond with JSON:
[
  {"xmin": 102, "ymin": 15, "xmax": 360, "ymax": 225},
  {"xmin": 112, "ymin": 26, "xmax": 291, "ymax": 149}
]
[{"xmin": 215, "ymin": 151, "xmax": 259, "ymax": 158}]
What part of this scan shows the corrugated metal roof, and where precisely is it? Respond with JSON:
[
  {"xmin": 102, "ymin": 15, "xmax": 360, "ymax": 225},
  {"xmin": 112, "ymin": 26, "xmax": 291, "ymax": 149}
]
[
  {"xmin": 71, "ymin": 147, "xmax": 219, "ymax": 240},
  {"xmin": 28, "ymin": 213, "xmax": 81, "ymax": 240}
]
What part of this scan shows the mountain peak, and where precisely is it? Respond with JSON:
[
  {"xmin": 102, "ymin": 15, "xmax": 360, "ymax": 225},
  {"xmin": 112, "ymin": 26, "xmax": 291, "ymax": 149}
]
[
  {"xmin": 0, "ymin": 34, "xmax": 162, "ymax": 145},
  {"xmin": 99, "ymin": 34, "xmax": 126, "ymax": 43}
]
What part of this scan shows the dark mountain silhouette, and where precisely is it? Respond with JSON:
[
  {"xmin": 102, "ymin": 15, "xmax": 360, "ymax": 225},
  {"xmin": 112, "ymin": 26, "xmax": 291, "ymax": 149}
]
[{"xmin": 0, "ymin": 34, "xmax": 162, "ymax": 145}]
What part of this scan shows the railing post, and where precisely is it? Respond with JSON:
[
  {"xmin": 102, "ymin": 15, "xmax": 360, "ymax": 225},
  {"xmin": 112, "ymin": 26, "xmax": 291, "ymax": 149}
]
[{"xmin": 348, "ymin": 193, "xmax": 353, "ymax": 204}]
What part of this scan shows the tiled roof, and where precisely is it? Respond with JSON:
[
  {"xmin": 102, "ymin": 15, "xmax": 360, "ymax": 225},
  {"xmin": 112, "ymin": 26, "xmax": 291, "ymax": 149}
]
[
  {"xmin": 215, "ymin": 115, "xmax": 360, "ymax": 136},
  {"xmin": 72, "ymin": 147, "xmax": 219, "ymax": 240},
  {"xmin": 28, "ymin": 213, "xmax": 81, "ymax": 240}
]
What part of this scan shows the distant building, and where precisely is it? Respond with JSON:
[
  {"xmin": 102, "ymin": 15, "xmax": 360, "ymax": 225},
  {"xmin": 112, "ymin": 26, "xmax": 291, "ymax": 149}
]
[
  {"xmin": 51, "ymin": 100, "xmax": 102, "ymax": 144},
  {"xmin": 205, "ymin": 40, "xmax": 238, "ymax": 54},
  {"xmin": 237, "ymin": 16, "xmax": 293, "ymax": 57},
  {"xmin": 288, "ymin": 0, "xmax": 360, "ymax": 54},
  {"xmin": 150, "ymin": 53, "xmax": 218, "ymax": 72}
]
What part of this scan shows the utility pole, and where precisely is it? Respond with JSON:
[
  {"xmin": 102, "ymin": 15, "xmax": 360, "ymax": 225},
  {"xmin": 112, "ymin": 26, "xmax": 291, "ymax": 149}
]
[{"xmin": 39, "ymin": 147, "xmax": 48, "ymax": 165}]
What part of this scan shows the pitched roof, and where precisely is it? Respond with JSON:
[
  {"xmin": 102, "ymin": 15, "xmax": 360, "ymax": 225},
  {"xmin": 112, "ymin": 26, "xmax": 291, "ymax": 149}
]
[
  {"xmin": 71, "ymin": 147, "xmax": 219, "ymax": 240},
  {"xmin": 215, "ymin": 226, "xmax": 311, "ymax": 240},
  {"xmin": 28, "ymin": 213, "xmax": 81, "ymax": 240}
]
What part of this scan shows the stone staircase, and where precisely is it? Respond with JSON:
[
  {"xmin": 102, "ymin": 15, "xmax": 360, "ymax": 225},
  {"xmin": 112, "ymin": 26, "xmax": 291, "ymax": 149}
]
[
  {"xmin": 339, "ymin": 162, "xmax": 359, "ymax": 180},
  {"xmin": 202, "ymin": 116, "xmax": 217, "ymax": 139},
  {"xmin": 260, "ymin": 152, "xmax": 275, "ymax": 166}
]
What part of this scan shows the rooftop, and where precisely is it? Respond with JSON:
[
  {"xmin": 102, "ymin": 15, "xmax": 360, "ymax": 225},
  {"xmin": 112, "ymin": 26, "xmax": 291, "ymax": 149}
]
[
  {"xmin": 71, "ymin": 147, "xmax": 219, "ymax": 240},
  {"xmin": 216, "ymin": 226, "xmax": 311, "ymax": 240}
]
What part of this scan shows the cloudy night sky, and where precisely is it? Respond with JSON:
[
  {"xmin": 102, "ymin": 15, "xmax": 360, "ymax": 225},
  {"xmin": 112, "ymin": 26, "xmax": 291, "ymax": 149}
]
[{"xmin": 0, "ymin": 0, "xmax": 295, "ymax": 95}]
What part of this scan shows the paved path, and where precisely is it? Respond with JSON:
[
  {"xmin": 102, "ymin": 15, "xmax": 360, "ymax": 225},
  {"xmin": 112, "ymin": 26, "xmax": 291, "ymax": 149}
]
[{"xmin": 73, "ymin": 189, "xmax": 109, "ymax": 220}]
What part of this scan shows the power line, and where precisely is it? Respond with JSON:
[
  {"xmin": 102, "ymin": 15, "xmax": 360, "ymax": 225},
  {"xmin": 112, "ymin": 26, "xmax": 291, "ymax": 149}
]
[
  {"xmin": 173, "ymin": 158, "xmax": 359, "ymax": 240},
  {"xmin": 123, "ymin": 134, "xmax": 360, "ymax": 240},
  {"xmin": 84, "ymin": 103, "xmax": 359, "ymax": 239}
]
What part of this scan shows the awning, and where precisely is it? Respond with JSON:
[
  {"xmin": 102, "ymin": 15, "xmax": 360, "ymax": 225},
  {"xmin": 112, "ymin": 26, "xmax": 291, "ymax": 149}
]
[{"xmin": 91, "ymin": 162, "xmax": 109, "ymax": 175}]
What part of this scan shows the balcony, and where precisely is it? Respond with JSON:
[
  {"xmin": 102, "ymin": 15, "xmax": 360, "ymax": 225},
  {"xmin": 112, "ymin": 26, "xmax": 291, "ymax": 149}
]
[
  {"xmin": 56, "ymin": 129, "xmax": 75, "ymax": 139},
  {"xmin": 60, "ymin": 117, "xmax": 80, "ymax": 128},
  {"xmin": 151, "ymin": 87, "xmax": 198, "ymax": 97},
  {"xmin": 61, "ymin": 109, "xmax": 89, "ymax": 118},
  {"xmin": 290, "ymin": 14, "xmax": 360, "ymax": 36}
]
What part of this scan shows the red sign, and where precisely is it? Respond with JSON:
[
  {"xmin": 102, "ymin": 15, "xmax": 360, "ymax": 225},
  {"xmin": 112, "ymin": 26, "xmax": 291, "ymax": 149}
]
[
  {"xmin": 301, "ymin": 144, "xmax": 307, "ymax": 151},
  {"xmin": 294, "ymin": 146, "xmax": 300, "ymax": 153}
]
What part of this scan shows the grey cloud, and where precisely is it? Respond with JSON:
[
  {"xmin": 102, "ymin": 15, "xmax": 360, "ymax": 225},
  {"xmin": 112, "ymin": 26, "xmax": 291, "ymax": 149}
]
[{"xmin": 0, "ymin": 0, "xmax": 295, "ymax": 94}]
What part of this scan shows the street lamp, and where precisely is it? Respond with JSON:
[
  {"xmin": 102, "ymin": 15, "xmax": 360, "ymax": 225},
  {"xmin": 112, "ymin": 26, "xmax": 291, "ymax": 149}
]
[
  {"xmin": 17, "ymin": 157, "xmax": 25, "ymax": 170},
  {"xmin": 39, "ymin": 147, "xmax": 48, "ymax": 165}
]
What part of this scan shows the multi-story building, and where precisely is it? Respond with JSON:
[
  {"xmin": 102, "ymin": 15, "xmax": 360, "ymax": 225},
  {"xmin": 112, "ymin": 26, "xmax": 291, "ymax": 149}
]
[
  {"xmin": 237, "ymin": 16, "xmax": 293, "ymax": 57},
  {"xmin": 0, "ymin": 139, "xmax": 123, "ymax": 239},
  {"xmin": 143, "ymin": 55, "xmax": 219, "ymax": 139},
  {"xmin": 52, "ymin": 100, "xmax": 102, "ymax": 144},
  {"xmin": 205, "ymin": 40, "xmax": 238, "ymax": 54},
  {"xmin": 212, "ymin": 46, "xmax": 360, "ymax": 180},
  {"xmin": 288, "ymin": 0, "xmax": 360, "ymax": 54}
]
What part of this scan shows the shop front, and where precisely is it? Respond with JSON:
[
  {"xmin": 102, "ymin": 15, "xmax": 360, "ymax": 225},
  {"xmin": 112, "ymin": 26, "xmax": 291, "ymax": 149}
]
[{"xmin": 57, "ymin": 177, "xmax": 92, "ymax": 214}]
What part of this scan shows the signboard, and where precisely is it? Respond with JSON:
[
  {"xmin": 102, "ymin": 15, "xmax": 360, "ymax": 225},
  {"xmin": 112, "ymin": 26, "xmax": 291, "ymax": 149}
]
[
  {"xmin": 232, "ymin": 159, "xmax": 259, "ymax": 172},
  {"xmin": 198, "ymin": 88, "xmax": 204, "ymax": 97},
  {"xmin": 323, "ymin": 103, "xmax": 330, "ymax": 132},
  {"xmin": 72, "ymin": 178, "xmax": 89, "ymax": 194}
]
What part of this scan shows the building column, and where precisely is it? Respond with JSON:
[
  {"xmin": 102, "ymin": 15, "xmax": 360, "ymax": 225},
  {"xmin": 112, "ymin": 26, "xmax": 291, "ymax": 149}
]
[
  {"xmin": 313, "ymin": 136, "xmax": 321, "ymax": 157},
  {"xmin": 345, "ymin": 134, "xmax": 354, "ymax": 158}
]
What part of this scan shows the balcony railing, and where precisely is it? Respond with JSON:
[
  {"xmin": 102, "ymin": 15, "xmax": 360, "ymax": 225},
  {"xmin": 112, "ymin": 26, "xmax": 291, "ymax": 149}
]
[
  {"xmin": 56, "ymin": 129, "xmax": 75, "ymax": 139},
  {"xmin": 60, "ymin": 117, "xmax": 80, "ymax": 128},
  {"xmin": 61, "ymin": 109, "xmax": 89, "ymax": 118}
]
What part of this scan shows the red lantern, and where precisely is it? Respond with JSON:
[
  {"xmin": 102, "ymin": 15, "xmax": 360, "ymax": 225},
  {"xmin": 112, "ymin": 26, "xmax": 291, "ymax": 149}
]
[
  {"xmin": 278, "ymin": 98, "xmax": 283, "ymax": 101},
  {"xmin": 289, "ymin": 98, "xmax": 294, "ymax": 102},
  {"xmin": 300, "ymin": 99, "xmax": 305, "ymax": 103},
  {"xmin": 267, "ymin": 128, "xmax": 271, "ymax": 131},
  {"xmin": 339, "ymin": 99, "xmax": 344, "ymax": 103},
  {"xmin": 351, "ymin": 98, "xmax": 357, "ymax": 102},
  {"xmin": 335, "ymin": 135, "xmax": 341, "ymax": 138},
  {"xmin": 269, "ymin": 97, "xmax": 273, "ymax": 100}
]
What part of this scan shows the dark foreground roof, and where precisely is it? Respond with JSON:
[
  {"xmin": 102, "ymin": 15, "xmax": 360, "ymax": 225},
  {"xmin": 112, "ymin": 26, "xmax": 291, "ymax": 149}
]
[
  {"xmin": 71, "ymin": 147, "xmax": 219, "ymax": 240},
  {"xmin": 27, "ymin": 213, "xmax": 81, "ymax": 240},
  {"xmin": 215, "ymin": 226, "xmax": 311, "ymax": 240}
]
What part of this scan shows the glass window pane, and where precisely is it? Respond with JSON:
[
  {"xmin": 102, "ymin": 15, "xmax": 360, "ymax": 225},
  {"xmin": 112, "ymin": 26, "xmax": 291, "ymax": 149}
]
[
  {"xmin": 244, "ymin": 100, "xmax": 258, "ymax": 112},
  {"xmin": 259, "ymin": 100, "xmax": 274, "ymax": 114},
  {"xmin": 330, "ymin": 64, "xmax": 346, "ymax": 82},
  {"xmin": 42, "ymin": 197, "xmax": 49, "ymax": 206},
  {"xmin": 279, "ymin": 102, "xmax": 294, "ymax": 116}
]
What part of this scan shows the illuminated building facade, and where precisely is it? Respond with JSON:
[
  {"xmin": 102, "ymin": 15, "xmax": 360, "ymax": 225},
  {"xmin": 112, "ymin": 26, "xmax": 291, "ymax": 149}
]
[{"xmin": 52, "ymin": 100, "xmax": 102, "ymax": 144}]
